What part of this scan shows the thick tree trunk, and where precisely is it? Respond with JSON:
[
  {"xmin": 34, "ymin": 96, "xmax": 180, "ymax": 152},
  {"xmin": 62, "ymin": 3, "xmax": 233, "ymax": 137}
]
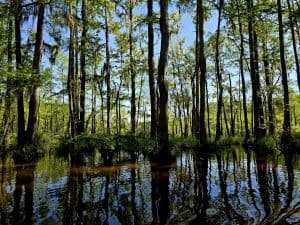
[
  {"xmin": 247, "ymin": 0, "xmax": 265, "ymax": 139},
  {"xmin": 2, "ymin": 8, "xmax": 13, "ymax": 148},
  {"xmin": 78, "ymin": 0, "xmax": 87, "ymax": 134},
  {"xmin": 148, "ymin": 0, "xmax": 157, "ymax": 138},
  {"xmin": 277, "ymin": 0, "xmax": 291, "ymax": 140},
  {"xmin": 158, "ymin": 0, "xmax": 169, "ymax": 152},
  {"xmin": 26, "ymin": 1, "xmax": 45, "ymax": 144},
  {"xmin": 15, "ymin": 0, "xmax": 26, "ymax": 146}
]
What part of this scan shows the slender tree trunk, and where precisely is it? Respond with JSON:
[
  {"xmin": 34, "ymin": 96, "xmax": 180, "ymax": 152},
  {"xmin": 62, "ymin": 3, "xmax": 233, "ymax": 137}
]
[
  {"xmin": 78, "ymin": 0, "xmax": 87, "ymax": 134},
  {"xmin": 148, "ymin": 0, "xmax": 157, "ymax": 138},
  {"xmin": 195, "ymin": 0, "xmax": 200, "ymax": 138},
  {"xmin": 229, "ymin": 73, "xmax": 235, "ymax": 136},
  {"xmin": 67, "ymin": 3, "xmax": 77, "ymax": 138},
  {"xmin": 287, "ymin": 0, "xmax": 300, "ymax": 93},
  {"xmin": 158, "ymin": 0, "xmax": 169, "ymax": 152},
  {"xmin": 104, "ymin": 3, "xmax": 111, "ymax": 135},
  {"xmin": 277, "ymin": 0, "xmax": 291, "ymax": 140},
  {"xmin": 262, "ymin": 41, "xmax": 275, "ymax": 135},
  {"xmin": 129, "ymin": 0, "xmax": 136, "ymax": 135},
  {"xmin": 215, "ymin": 0, "xmax": 224, "ymax": 140},
  {"xmin": 206, "ymin": 81, "xmax": 211, "ymax": 138},
  {"xmin": 237, "ymin": 6, "xmax": 250, "ymax": 139},
  {"xmin": 198, "ymin": 0, "xmax": 207, "ymax": 143},
  {"xmin": 223, "ymin": 104, "xmax": 230, "ymax": 136}
]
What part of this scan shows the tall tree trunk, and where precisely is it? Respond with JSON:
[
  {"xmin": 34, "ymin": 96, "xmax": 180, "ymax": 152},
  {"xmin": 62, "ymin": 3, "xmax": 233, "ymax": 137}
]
[
  {"xmin": 148, "ymin": 0, "xmax": 157, "ymax": 138},
  {"xmin": 262, "ymin": 41, "xmax": 275, "ymax": 135},
  {"xmin": 198, "ymin": 0, "xmax": 207, "ymax": 143},
  {"xmin": 26, "ymin": 1, "xmax": 45, "ymax": 144},
  {"xmin": 2, "ymin": 5, "xmax": 13, "ymax": 148},
  {"xmin": 78, "ymin": 0, "xmax": 87, "ymax": 134},
  {"xmin": 237, "ymin": 5, "xmax": 250, "ymax": 139},
  {"xmin": 130, "ymin": 0, "xmax": 136, "ymax": 135},
  {"xmin": 287, "ymin": 0, "xmax": 300, "ymax": 93},
  {"xmin": 67, "ymin": 3, "xmax": 77, "ymax": 138},
  {"xmin": 215, "ymin": 0, "xmax": 224, "ymax": 140},
  {"xmin": 195, "ymin": 0, "xmax": 200, "ymax": 138},
  {"xmin": 229, "ymin": 73, "xmax": 235, "ymax": 136},
  {"xmin": 104, "ymin": 2, "xmax": 111, "ymax": 135},
  {"xmin": 15, "ymin": 0, "xmax": 26, "ymax": 146},
  {"xmin": 247, "ymin": 0, "xmax": 265, "ymax": 139},
  {"xmin": 158, "ymin": 0, "xmax": 169, "ymax": 152},
  {"xmin": 206, "ymin": 81, "xmax": 211, "ymax": 138},
  {"xmin": 277, "ymin": 0, "xmax": 291, "ymax": 140}
]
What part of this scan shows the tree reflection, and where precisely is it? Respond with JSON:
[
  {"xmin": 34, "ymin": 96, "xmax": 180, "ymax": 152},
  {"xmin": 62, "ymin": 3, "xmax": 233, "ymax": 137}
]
[
  {"xmin": 62, "ymin": 155, "xmax": 86, "ymax": 225},
  {"xmin": 255, "ymin": 152, "xmax": 271, "ymax": 220},
  {"xmin": 190, "ymin": 152, "xmax": 209, "ymax": 225},
  {"xmin": 0, "ymin": 157, "xmax": 8, "ymax": 225},
  {"xmin": 150, "ymin": 153, "xmax": 173, "ymax": 225},
  {"xmin": 12, "ymin": 163, "xmax": 35, "ymax": 225}
]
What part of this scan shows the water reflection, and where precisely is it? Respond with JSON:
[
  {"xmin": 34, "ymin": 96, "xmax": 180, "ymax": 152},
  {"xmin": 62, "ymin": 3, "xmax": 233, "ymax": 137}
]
[
  {"xmin": 150, "ymin": 157, "xmax": 172, "ymax": 225},
  {"xmin": 0, "ymin": 148, "xmax": 300, "ymax": 225},
  {"xmin": 13, "ymin": 163, "xmax": 35, "ymax": 225},
  {"xmin": 190, "ymin": 152, "xmax": 209, "ymax": 225}
]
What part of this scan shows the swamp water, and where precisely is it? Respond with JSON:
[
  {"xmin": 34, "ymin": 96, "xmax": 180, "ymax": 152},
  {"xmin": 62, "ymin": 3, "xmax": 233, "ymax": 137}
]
[{"xmin": 0, "ymin": 147, "xmax": 300, "ymax": 225}]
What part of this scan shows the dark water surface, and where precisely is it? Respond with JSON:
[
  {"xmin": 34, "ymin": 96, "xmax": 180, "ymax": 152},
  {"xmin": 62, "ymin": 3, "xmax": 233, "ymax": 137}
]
[{"xmin": 1, "ymin": 147, "xmax": 300, "ymax": 225}]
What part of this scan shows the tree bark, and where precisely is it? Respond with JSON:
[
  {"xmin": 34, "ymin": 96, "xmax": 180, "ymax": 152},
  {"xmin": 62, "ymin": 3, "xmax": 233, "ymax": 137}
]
[
  {"xmin": 229, "ymin": 73, "xmax": 235, "ymax": 136},
  {"xmin": 262, "ymin": 41, "xmax": 275, "ymax": 135},
  {"xmin": 67, "ymin": 2, "xmax": 77, "ymax": 138},
  {"xmin": 130, "ymin": 0, "xmax": 136, "ymax": 135},
  {"xmin": 2, "ymin": 5, "xmax": 13, "ymax": 148},
  {"xmin": 158, "ymin": 0, "xmax": 169, "ymax": 152},
  {"xmin": 104, "ymin": 2, "xmax": 111, "ymax": 135},
  {"xmin": 147, "ymin": 0, "xmax": 157, "ymax": 138},
  {"xmin": 237, "ymin": 5, "xmax": 250, "ymax": 139},
  {"xmin": 215, "ymin": 0, "xmax": 224, "ymax": 140},
  {"xmin": 198, "ymin": 0, "xmax": 207, "ymax": 143},
  {"xmin": 246, "ymin": 0, "xmax": 265, "ymax": 139},
  {"xmin": 287, "ymin": 0, "xmax": 300, "ymax": 93},
  {"xmin": 26, "ymin": 1, "xmax": 45, "ymax": 144},
  {"xmin": 14, "ymin": 0, "xmax": 26, "ymax": 146},
  {"xmin": 78, "ymin": 0, "xmax": 87, "ymax": 134},
  {"xmin": 277, "ymin": 0, "xmax": 291, "ymax": 140}
]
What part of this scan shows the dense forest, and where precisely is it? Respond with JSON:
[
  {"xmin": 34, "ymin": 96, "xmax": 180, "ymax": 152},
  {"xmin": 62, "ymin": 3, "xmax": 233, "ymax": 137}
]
[{"xmin": 0, "ymin": 0, "xmax": 300, "ymax": 155}]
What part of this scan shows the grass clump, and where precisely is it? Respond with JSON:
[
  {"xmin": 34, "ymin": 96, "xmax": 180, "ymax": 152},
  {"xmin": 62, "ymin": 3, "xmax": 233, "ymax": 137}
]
[
  {"xmin": 253, "ymin": 135, "xmax": 279, "ymax": 152},
  {"xmin": 169, "ymin": 136, "xmax": 198, "ymax": 151},
  {"xmin": 12, "ymin": 133, "xmax": 50, "ymax": 163}
]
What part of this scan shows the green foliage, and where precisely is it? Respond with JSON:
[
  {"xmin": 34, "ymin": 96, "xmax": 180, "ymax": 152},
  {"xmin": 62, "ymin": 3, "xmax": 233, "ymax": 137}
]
[
  {"xmin": 254, "ymin": 135, "xmax": 280, "ymax": 152},
  {"xmin": 216, "ymin": 135, "xmax": 244, "ymax": 146},
  {"xmin": 11, "ymin": 133, "xmax": 50, "ymax": 162},
  {"xmin": 169, "ymin": 136, "xmax": 198, "ymax": 150}
]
